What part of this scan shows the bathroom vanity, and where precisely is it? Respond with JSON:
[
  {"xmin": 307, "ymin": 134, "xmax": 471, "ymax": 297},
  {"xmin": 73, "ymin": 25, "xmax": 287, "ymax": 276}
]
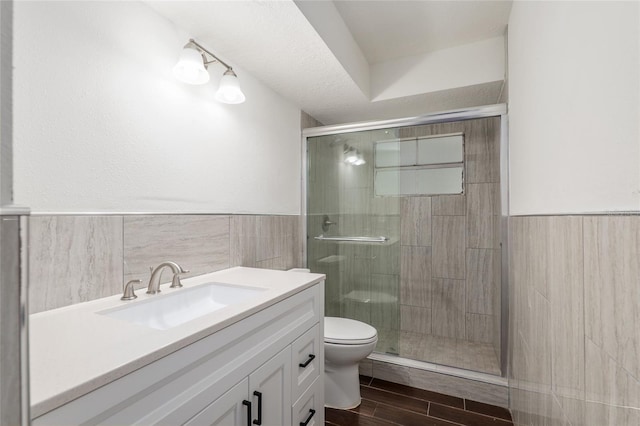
[{"xmin": 29, "ymin": 267, "xmax": 325, "ymax": 426}]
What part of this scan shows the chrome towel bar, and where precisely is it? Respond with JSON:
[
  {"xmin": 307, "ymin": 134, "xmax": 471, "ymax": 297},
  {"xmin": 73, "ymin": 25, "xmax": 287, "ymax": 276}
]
[{"xmin": 313, "ymin": 235, "xmax": 388, "ymax": 243}]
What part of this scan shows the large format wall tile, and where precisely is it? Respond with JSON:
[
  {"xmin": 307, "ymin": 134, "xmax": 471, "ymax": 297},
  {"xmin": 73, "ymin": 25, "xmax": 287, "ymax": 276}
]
[
  {"xmin": 464, "ymin": 117, "xmax": 500, "ymax": 184},
  {"xmin": 584, "ymin": 216, "xmax": 640, "ymax": 380},
  {"xmin": 466, "ymin": 248, "xmax": 499, "ymax": 315},
  {"xmin": 400, "ymin": 245, "xmax": 431, "ymax": 307},
  {"xmin": 466, "ymin": 183, "xmax": 500, "ymax": 217},
  {"xmin": 400, "ymin": 304, "xmax": 432, "ymax": 335},
  {"xmin": 432, "ymin": 195, "xmax": 465, "ymax": 216},
  {"xmin": 432, "ymin": 216, "xmax": 465, "ymax": 279},
  {"xmin": 29, "ymin": 213, "xmax": 303, "ymax": 314},
  {"xmin": 465, "ymin": 313, "xmax": 494, "ymax": 344},
  {"xmin": 548, "ymin": 217, "xmax": 584, "ymax": 400},
  {"xmin": 431, "ymin": 278, "xmax": 465, "ymax": 339},
  {"xmin": 400, "ymin": 197, "xmax": 431, "ymax": 246},
  {"xmin": 509, "ymin": 214, "xmax": 640, "ymax": 425},
  {"xmin": 29, "ymin": 216, "xmax": 123, "ymax": 313},
  {"xmin": 124, "ymin": 215, "xmax": 230, "ymax": 285},
  {"xmin": 231, "ymin": 215, "xmax": 302, "ymax": 271}
]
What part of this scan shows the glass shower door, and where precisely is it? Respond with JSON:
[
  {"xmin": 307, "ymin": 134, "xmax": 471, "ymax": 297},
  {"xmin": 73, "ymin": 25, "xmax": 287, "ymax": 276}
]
[{"xmin": 307, "ymin": 129, "xmax": 402, "ymax": 355}]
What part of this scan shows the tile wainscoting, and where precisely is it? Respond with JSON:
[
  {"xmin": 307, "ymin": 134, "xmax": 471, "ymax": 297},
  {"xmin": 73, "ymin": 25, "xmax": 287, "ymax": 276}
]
[
  {"xmin": 509, "ymin": 215, "xmax": 640, "ymax": 425},
  {"xmin": 27, "ymin": 214, "xmax": 303, "ymax": 313}
]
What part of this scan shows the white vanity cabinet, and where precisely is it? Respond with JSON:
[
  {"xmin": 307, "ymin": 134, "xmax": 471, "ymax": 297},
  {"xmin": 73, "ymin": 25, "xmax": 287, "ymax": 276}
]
[{"xmin": 33, "ymin": 282, "xmax": 324, "ymax": 426}]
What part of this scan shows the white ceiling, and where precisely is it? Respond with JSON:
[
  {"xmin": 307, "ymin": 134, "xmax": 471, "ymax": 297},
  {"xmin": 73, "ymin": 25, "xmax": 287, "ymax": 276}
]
[
  {"xmin": 334, "ymin": 1, "xmax": 513, "ymax": 64},
  {"xmin": 146, "ymin": 0, "xmax": 511, "ymax": 125}
]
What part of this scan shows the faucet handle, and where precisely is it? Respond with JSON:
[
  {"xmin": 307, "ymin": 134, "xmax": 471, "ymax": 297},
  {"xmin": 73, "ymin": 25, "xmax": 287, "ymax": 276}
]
[
  {"xmin": 121, "ymin": 279, "xmax": 141, "ymax": 301},
  {"xmin": 170, "ymin": 269, "xmax": 190, "ymax": 289}
]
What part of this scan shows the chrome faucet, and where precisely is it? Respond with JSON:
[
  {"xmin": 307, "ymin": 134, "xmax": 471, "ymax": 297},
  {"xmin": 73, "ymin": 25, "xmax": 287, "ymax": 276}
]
[{"xmin": 146, "ymin": 261, "xmax": 189, "ymax": 295}]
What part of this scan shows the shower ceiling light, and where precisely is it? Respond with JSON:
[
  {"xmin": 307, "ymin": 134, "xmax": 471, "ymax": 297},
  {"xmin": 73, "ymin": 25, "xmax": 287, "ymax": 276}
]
[
  {"xmin": 174, "ymin": 39, "xmax": 246, "ymax": 104},
  {"xmin": 344, "ymin": 146, "xmax": 358, "ymax": 164},
  {"xmin": 353, "ymin": 153, "xmax": 366, "ymax": 166}
]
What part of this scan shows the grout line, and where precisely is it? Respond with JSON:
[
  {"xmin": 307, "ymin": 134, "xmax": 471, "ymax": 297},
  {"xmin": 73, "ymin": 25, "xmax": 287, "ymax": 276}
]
[{"xmin": 431, "ymin": 402, "xmax": 513, "ymax": 424}]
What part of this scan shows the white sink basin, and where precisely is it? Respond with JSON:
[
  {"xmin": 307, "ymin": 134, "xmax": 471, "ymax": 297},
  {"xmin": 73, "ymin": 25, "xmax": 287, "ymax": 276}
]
[{"xmin": 98, "ymin": 282, "xmax": 267, "ymax": 330}]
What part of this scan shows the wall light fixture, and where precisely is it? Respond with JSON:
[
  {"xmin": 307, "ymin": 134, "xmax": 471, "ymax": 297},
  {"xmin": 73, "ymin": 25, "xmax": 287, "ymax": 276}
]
[
  {"xmin": 343, "ymin": 145, "xmax": 366, "ymax": 166},
  {"xmin": 173, "ymin": 39, "xmax": 246, "ymax": 104}
]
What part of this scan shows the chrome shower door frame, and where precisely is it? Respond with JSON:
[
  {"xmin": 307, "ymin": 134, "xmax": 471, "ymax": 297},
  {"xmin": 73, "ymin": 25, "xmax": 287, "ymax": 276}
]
[{"xmin": 301, "ymin": 103, "xmax": 510, "ymax": 377}]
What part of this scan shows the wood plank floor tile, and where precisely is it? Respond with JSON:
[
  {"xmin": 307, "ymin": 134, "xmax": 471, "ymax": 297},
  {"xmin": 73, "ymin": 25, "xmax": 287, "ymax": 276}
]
[
  {"xmin": 360, "ymin": 375, "xmax": 373, "ymax": 386},
  {"xmin": 325, "ymin": 407, "xmax": 396, "ymax": 426},
  {"xmin": 370, "ymin": 378, "xmax": 464, "ymax": 408},
  {"xmin": 465, "ymin": 400, "xmax": 512, "ymax": 421},
  {"xmin": 429, "ymin": 403, "xmax": 513, "ymax": 426},
  {"xmin": 361, "ymin": 386, "xmax": 429, "ymax": 415},
  {"xmin": 350, "ymin": 398, "xmax": 378, "ymax": 416},
  {"xmin": 374, "ymin": 403, "xmax": 460, "ymax": 426}
]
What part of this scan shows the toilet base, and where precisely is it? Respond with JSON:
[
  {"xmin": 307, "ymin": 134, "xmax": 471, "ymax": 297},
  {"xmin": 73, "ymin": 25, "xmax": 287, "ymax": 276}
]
[{"xmin": 324, "ymin": 361, "xmax": 362, "ymax": 409}]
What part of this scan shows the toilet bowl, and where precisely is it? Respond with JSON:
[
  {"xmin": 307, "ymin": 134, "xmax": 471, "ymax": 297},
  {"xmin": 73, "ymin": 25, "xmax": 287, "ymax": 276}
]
[{"xmin": 324, "ymin": 317, "xmax": 378, "ymax": 409}]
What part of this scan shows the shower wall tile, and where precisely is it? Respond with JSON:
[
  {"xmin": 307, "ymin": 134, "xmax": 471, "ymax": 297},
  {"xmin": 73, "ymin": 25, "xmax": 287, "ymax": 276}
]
[
  {"xmin": 371, "ymin": 243, "xmax": 400, "ymax": 275},
  {"xmin": 466, "ymin": 215, "xmax": 498, "ymax": 249},
  {"xmin": 432, "ymin": 216, "xmax": 465, "ymax": 279},
  {"xmin": 29, "ymin": 216, "xmax": 123, "ymax": 313},
  {"xmin": 371, "ymin": 274, "xmax": 399, "ymax": 332},
  {"xmin": 124, "ymin": 215, "xmax": 230, "ymax": 284},
  {"xmin": 466, "ymin": 183, "xmax": 500, "ymax": 216},
  {"xmin": 400, "ymin": 245, "xmax": 431, "ymax": 307},
  {"xmin": 400, "ymin": 304, "xmax": 432, "ymax": 335},
  {"xmin": 432, "ymin": 195, "xmax": 465, "ymax": 216},
  {"xmin": 464, "ymin": 117, "xmax": 500, "ymax": 184},
  {"xmin": 431, "ymin": 278, "xmax": 465, "ymax": 339},
  {"xmin": 400, "ymin": 197, "xmax": 431, "ymax": 246},
  {"xmin": 466, "ymin": 248, "xmax": 498, "ymax": 315},
  {"xmin": 465, "ymin": 313, "xmax": 495, "ymax": 344}
]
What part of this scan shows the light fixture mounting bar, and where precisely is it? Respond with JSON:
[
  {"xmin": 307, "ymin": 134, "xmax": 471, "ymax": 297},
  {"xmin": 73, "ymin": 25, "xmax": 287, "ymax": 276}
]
[{"xmin": 188, "ymin": 38, "xmax": 233, "ymax": 71}]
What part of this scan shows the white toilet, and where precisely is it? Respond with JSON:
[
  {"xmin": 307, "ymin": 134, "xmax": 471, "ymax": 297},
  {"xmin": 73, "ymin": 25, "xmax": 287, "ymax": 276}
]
[{"xmin": 324, "ymin": 316, "xmax": 378, "ymax": 409}]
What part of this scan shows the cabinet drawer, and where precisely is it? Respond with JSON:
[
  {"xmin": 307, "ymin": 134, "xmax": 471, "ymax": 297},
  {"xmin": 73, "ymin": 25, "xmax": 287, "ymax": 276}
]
[
  {"xmin": 292, "ymin": 377, "xmax": 323, "ymax": 426},
  {"xmin": 291, "ymin": 324, "xmax": 321, "ymax": 402}
]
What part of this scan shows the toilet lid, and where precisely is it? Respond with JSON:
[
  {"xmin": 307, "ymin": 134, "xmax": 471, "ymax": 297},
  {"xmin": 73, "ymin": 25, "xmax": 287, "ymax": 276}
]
[{"xmin": 324, "ymin": 317, "xmax": 378, "ymax": 345}]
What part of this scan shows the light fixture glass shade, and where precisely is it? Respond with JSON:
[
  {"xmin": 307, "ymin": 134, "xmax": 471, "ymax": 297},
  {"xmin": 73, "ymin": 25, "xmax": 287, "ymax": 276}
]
[
  {"xmin": 173, "ymin": 46, "xmax": 210, "ymax": 85},
  {"xmin": 215, "ymin": 70, "xmax": 246, "ymax": 104},
  {"xmin": 354, "ymin": 154, "xmax": 366, "ymax": 166},
  {"xmin": 344, "ymin": 147, "xmax": 358, "ymax": 164}
]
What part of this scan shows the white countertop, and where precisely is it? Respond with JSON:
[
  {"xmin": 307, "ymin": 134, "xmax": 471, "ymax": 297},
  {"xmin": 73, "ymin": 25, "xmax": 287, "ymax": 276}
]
[{"xmin": 29, "ymin": 267, "xmax": 325, "ymax": 418}]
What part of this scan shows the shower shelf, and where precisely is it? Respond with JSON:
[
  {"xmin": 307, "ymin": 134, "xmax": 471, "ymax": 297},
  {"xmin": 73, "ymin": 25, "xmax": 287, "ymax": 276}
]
[{"xmin": 314, "ymin": 235, "xmax": 388, "ymax": 243}]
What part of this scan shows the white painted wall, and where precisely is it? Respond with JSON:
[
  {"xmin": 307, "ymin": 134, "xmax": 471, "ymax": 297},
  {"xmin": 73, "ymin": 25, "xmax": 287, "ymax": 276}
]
[
  {"xmin": 13, "ymin": 1, "xmax": 302, "ymax": 214},
  {"xmin": 293, "ymin": 0, "xmax": 370, "ymax": 99},
  {"xmin": 371, "ymin": 37, "xmax": 505, "ymax": 101},
  {"xmin": 508, "ymin": 1, "xmax": 640, "ymax": 215}
]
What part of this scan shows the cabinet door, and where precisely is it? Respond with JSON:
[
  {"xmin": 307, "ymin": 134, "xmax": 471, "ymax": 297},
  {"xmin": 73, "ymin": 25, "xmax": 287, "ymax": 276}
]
[
  {"xmin": 185, "ymin": 378, "xmax": 249, "ymax": 426},
  {"xmin": 249, "ymin": 346, "xmax": 292, "ymax": 426},
  {"xmin": 292, "ymin": 377, "xmax": 323, "ymax": 426}
]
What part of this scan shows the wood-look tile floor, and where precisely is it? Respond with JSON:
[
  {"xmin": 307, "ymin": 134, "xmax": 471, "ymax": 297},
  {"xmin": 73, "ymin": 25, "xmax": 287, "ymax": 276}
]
[{"xmin": 325, "ymin": 376, "xmax": 513, "ymax": 426}]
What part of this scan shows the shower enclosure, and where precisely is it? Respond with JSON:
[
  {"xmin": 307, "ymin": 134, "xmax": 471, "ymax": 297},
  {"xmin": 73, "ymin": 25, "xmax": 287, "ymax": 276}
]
[{"xmin": 304, "ymin": 105, "xmax": 507, "ymax": 377}]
